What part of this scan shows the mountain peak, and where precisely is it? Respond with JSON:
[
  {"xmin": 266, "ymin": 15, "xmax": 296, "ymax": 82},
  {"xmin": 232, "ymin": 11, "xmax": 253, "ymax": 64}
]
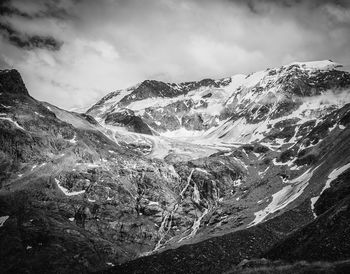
[
  {"xmin": 118, "ymin": 79, "xmax": 186, "ymax": 106},
  {"xmin": 287, "ymin": 60, "xmax": 342, "ymax": 71},
  {"xmin": 0, "ymin": 69, "xmax": 29, "ymax": 96}
]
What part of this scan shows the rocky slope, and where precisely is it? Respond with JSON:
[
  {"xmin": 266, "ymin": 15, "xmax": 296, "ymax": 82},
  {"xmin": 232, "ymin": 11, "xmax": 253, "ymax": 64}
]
[
  {"xmin": 0, "ymin": 60, "xmax": 350, "ymax": 273},
  {"xmin": 87, "ymin": 60, "xmax": 349, "ymax": 139}
]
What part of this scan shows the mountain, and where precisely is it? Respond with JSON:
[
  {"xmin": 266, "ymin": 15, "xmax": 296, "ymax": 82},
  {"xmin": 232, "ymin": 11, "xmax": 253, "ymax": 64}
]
[{"xmin": 0, "ymin": 60, "xmax": 350, "ymax": 273}]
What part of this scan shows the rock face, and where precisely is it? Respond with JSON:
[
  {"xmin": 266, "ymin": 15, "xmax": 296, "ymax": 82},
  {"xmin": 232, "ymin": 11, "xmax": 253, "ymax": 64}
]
[
  {"xmin": 119, "ymin": 80, "xmax": 188, "ymax": 106},
  {"xmin": 104, "ymin": 108, "xmax": 153, "ymax": 135},
  {"xmin": 1, "ymin": 61, "xmax": 350, "ymax": 273},
  {"xmin": 0, "ymin": 69, "xmax": 29, "ymax": 96}
]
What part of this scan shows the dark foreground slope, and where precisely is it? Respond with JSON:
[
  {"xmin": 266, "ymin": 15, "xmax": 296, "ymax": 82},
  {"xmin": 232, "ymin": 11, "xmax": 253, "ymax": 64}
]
[
  {"xmin": 265, "ymin": 170, "xmax": 350, "ymax": 262},
  {"xmin": 225, "ymin": 169, "xmax": 350, "ymax": 273},
  {"xmin": 0, "ymin": 70, "xmax": 187, "ymax": 272},
  {"xmin": 103, "ymin": 199, "xmax": 311, "ymax": 273},
  {"xmin": 104, "ymin": 173, "xmax": 350, "ymax": 274}
]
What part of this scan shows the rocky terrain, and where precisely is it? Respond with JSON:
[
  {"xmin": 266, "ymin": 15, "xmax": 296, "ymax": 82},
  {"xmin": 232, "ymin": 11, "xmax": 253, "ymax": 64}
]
[{"xmin": 1, "ymin": 60, "xmax": 350, "ymax": 273}]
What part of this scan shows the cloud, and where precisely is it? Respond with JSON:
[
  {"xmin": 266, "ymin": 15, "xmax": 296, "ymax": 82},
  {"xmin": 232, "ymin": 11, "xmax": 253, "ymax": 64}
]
[
  {"xmin": 0, "ymin": 0, "xmax": 349, "ymax": 110},
  {"xmin": 324, "ymin": 4, "xmax": 350, "ymax": 24},
  {"xmin": 0, "ymin": 22, "xmax": 62, "ymax": 50},
  {"xmin": 0, "ymin": 1, "xmax": 64, "ymax": 50}
]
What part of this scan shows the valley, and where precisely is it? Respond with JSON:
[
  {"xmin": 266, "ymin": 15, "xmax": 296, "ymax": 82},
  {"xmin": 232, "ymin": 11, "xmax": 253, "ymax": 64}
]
[{"xmin": 0, "ymin": 60, "xmax": 350, "ymax": 273}]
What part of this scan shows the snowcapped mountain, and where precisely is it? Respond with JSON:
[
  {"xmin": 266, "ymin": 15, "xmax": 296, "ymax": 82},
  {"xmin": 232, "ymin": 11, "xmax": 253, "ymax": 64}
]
[
  {"xmin": 1, "ymin": 61, "xmax": 350, "ymax": 273},
  {"xmin": 87, "ymin": 60, "xmax": 350, "ymax": 159},
  {"xmin": 88, "ymin": 60, "xmax": 349, "ymax": 141}
]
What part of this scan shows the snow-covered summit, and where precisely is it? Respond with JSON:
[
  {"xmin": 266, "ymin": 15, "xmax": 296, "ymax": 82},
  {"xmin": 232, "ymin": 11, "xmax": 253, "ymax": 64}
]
[
  {"xmin": 288, "ymin": 60, "xmax": 342, "ymax": 72},
  {"xmin": 87, "ymin": 60, "xmax": 350, "ymax": 141}
]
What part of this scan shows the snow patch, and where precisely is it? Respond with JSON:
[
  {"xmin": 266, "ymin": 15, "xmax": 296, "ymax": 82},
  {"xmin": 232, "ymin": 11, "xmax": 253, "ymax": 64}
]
[
  {"xmin": 69, "ymin": 134, "xmax": 77, "ymax": 144},
  {"xmin": 272, "ymin": 158, "xmax": 285, "ymax": 166},
  {"xmin": 289, "ymin": 60, "xmax": 342, "ymax": 72},
  {"xmin": 249, "ymin": 166, "xmax": 319, "ymax": 226},
  {"xmin": 0, "ymin": 116, "xmax": 25, "ymax": 131},
  {"xmin": 55, "ymin": 178, "xmax": 85, "ymax": 196},
  {"xmin": 86, "ymin": 163, "xmax": 99, "ymax": 168},
  {"xmin": 310, "ymin": 197, "xmax": 318, "ymax": 218},
  {"xmin": 234, "ymin": 179, "xmax": 242, "ymax": 186},
  {"xmin": 34, "ymin": 111, "xmax": 44, "ymax": 118},
  {"xmin": 321, "ymin": 162, "xmax": 350, "ymax": 195},
  {"xmin": 192, "ymin": 183, "xmax": 200, "ymax": 204},
  {"xmin": 0, "ymin": 216, "xmax": 9, "ymax": 227},
  {"xmin": 195, "ymin": 167, "xmax": 209, "ymax": 174},
  {"xmin": 328, "ymin": 123, "xmax": 337, "ymax": 132},
  {"xmin": 310, "ymin": 162, "xmax": 350, "ymax": 217}
]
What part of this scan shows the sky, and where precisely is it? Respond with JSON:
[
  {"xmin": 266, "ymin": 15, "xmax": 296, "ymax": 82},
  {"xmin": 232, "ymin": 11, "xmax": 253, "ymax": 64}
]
[{"xmin": 0, "ymin": 0, "xmax": 350, "ymax": 110}]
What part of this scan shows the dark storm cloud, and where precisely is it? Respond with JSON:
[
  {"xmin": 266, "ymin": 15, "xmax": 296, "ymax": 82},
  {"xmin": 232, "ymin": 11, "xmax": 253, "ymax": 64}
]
[
  {"xmin": 228, "ymin": 0, "xmax": 349, "ymax": 22},
  {"xmin": 230, "ymin": 0, "xmax": 350, "ymax": 11},
  {"xmin": 228, "ymin": 0, "xmax": 350, "ymax": 29},
  {"xmin": 0, "ymin": 1, "xmax": 63, "ymax": 50},
  {"xmin": 0, "ymin": 0, "xmax": 349, "ymax": 109},
  {"xmin": 0, "ymin": 2, "xmax": 33, "ymax": 19},
  {"xmin": 0, "ymin": 0, "xmax": 73, "ymax": 19},
  {"xmin": 0, "ymin": 22, "xmax": 62, "ymax": 51}
]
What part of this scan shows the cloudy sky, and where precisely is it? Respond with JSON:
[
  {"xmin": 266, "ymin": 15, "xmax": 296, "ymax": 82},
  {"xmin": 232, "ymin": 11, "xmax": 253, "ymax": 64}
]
[{"xmin": 1, "ymin": 0, "xmax": 350, "ymax": 110}]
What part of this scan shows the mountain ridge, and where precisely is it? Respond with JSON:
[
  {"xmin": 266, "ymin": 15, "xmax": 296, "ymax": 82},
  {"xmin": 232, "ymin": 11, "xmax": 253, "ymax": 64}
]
[{"xmin": 0, "ymin": 60, "xmax": 350, "ymax": 273}]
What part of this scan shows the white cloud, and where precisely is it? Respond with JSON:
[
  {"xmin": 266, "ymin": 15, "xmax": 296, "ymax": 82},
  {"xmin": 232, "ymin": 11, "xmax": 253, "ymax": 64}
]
[
  {"xmin": 324, "ymin": 4, "xmax": 350, "ymax": 23},
  {"xmin": 0, "ymin": 0, "xmax": 349, "ymax": 109}
]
